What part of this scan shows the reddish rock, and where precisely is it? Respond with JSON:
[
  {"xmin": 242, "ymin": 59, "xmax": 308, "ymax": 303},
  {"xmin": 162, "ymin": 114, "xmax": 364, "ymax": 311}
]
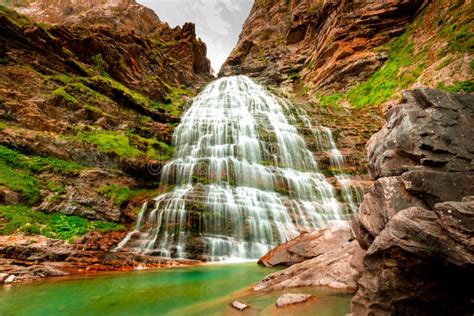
[{"xmin": 220, "ymin": 0, "xmax": 428, "ymax": 91}]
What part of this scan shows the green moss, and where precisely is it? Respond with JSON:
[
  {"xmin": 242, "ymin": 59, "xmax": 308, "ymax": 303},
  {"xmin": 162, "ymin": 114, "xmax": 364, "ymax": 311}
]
[
  {"xmin": 0, "ymin": 5, "xmax": 31, "ymax": 28},
  {"xmin": 0, "ymin": 145, "xmax": 85, "ymax": 175},
  {"xmin": 288, "ymin": 70, "xmax": 301, "ymax": 80},
  {"xmin": 97, "ymin": 185, "xmax": 134, "ymax": 206},
  {"xmin": 318, "ymin": 92, "xmax": 344, "ymax": 108},
  {"xmin": 52, "ymin": 87, "xmax": 78, "ymax": 104},
  {"xmin": 0, "ymin": 145, "xmax": 85, "ymax": 204},
  {"xmin": 0, "ymin": 161, "xmax": 40, "ymax": 204},
  {"xmin": 438, "ymin": 80, "xmax": 474, "ymax": 93},
  {"xmin": 46, "ymin": 181, "xmax": 65, "ymax": 194},
  {"xmin": 0, "ymin": 205, "xmax": 125, "ymax": 241},
  {"xmin": 84, "ymin": 104, "xmax": 112, "ymax": 118},
  {"xmin": 77, "ymin": 130, "xmax": 142, "ymax": 158},
  {"xmin": 91, "ymin": 53, "xmax": 107, "ymax": 75}
]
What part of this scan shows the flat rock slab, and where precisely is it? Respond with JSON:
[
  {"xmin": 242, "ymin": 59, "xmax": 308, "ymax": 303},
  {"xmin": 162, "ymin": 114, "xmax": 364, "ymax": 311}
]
[
  {"xmin": 275, "ymin": 293, "xmax": 313, "ymax": 308},
  {"xmin": 231, "ymin": 300, "xmax": 249, "ymax": 311}
]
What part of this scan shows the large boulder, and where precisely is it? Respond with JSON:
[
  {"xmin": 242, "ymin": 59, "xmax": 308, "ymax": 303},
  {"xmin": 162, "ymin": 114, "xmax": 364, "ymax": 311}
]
[
  {"xmin": 254, "ymin": 227, "xmax": 365, "ymax": 291},
  {"xmin": 258, "ymin": 226, "xmax": 354, "ymax": 267},
  {"xmin": 351, "ymin": 89, "xmax": 474, "ymax": 315}
]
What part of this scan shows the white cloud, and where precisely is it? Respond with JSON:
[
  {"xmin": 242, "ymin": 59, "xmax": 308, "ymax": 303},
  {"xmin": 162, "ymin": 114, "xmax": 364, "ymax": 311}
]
[{"xmin": 138, "ymin": 0, "xmax": 253, "ymax": 72}]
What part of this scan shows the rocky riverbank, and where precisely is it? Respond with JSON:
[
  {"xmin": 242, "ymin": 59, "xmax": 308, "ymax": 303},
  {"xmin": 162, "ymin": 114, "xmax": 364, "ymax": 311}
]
[{"xmin": 0, "ymin": 234, "xmax": 198, "ymax": 284}]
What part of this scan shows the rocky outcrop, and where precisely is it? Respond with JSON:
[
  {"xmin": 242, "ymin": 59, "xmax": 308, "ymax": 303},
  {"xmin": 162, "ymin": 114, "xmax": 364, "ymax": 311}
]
[
  {"xmin": 254, "ymin": 227, "xmax": 365, "ymax": 291},
  {"xmin": 220, "ymin": 0, "xmax": 428, "ymax": 90},
  {"xmin": 351, "ymin": 89, "xmax": 474, "ymax": 315}
]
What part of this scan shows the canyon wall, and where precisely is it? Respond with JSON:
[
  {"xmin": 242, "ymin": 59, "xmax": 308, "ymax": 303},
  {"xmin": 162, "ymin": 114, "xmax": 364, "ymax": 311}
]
[{"xmin": 0, "ymin": 1, "xmax": 211, "ymax": 241}]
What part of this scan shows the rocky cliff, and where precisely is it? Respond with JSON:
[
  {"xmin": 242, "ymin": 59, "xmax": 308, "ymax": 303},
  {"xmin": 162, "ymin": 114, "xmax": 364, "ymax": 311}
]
[
  {"xmin": 9, "ymin": 0, "xmax": 164, "ymax": 34},
  {"xmin": 220, "ymin": 0, "xmax": 427, "ymax": 89},
  {"xmin": 0, "ymin": 1, "xmax": 211, "ymax": 279},
  {"xmin": 351, "ymin": 89, "xmax": 474, "ymax": 315},
  {"xmin": 220, "ymin": 0, "xmax": 473, "ymax": 175}
]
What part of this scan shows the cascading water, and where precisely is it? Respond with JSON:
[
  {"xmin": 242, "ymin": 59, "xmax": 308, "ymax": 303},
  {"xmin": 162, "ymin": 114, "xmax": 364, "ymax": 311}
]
[{"xmin": 117, "ymin": 76, "xmax": 363, "ymax": 261}]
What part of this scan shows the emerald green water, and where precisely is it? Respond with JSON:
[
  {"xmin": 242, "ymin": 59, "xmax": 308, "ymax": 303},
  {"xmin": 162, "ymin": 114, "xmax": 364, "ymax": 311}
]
[{"xmin": 0, "ymin": 263, "xmax": 352, "ymax": 315}]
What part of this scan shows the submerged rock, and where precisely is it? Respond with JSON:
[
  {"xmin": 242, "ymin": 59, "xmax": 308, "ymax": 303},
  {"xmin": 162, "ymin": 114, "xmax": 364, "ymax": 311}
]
[
  {"xmin": 4, "ymin": 275, "xmax": 16, "ymax": 284},
  {"xmin": 231, "ymin": 301, "xmax": 249, "ymax": 311},
  {"xmin": 275, "ymin": 293, "xmax": 313, "ymax": 308},
  {"xmin": 351, "ymin": 89, "xmax": 474, "ymax": 316},
  {"xmin": 0, "ymin": 273, "xmax": 9, "ymax": 283}
]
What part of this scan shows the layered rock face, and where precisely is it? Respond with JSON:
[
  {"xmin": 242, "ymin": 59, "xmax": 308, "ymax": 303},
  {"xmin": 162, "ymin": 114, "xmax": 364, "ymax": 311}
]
[
  {"xmin": 351, "ymin": 89, "xmax": 474, "ymax": 315},
  {"xmin": 0, "ymin": 4, "xmax": 211, "ymax": 222},
  {"xmin": 220, "ymin": 0, "xmax": 427, "ymax": 89}
]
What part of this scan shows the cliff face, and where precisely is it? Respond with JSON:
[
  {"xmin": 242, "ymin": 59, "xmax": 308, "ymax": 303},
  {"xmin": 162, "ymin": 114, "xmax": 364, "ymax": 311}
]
[
  {"xmin": 0, "ymin": 3, "xmax": 211, "ymax": 235},
  {"xmin": 5, "ymin": 0, "xmax": 163, "ymax": 34},
  {"xmin": 220, "ymin": 0, "xmax": 428, "ymax": 89},
  {"xmin": 351, "ymin": 89, "xmax": 474, "ymax": 315}
]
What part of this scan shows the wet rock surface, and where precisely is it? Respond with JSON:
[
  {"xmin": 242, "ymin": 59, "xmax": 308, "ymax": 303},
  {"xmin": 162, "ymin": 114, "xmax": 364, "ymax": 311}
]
[
  {"xmin": 254, "ymin": 227, "xmax": 365, "ymax": 291},
  {"xmin": 351, "ymin": 89, "xmax": 474, "ymax": 315}
]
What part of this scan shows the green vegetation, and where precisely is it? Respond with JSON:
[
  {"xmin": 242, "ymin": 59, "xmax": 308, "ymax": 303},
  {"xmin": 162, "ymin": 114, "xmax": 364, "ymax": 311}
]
[
  {"xmin": 313, "ymin": 0, "xmax": 472, "ymax": 109},
  {"xmin": 438, "ymin": 80, "xmax": 474, "ymax": 93},
  {"xmin": 288, "ymin": 70, "xmax": 301, "ymax": 81},
  {"xmin": 0, "ymin": 160, "xmax": 40, "ymax": 204},
  {"xmin": 74, "ymin": 129, "xmax": 174, "ymax": 160},
  {"xmin": 318, "ymin": 92, "xmax": 344, "ymax": 108},
  {"xmin": 0, "ymin": 205, "xmax": 125, "ymax": 241},
  {"xmin": 0, "ymin": 145, "xmax": 84, "ymax": 175},
  {"xmin": 0, "ymin": 5, "xmax": 31, "ymax": 28},
  {"xmin": 52, "ymin": 87, "xmax": 78, "ymax": 104},
  {"xmin": 97, "ymin": 185, "xmax": 138, "ymax": 206},
  {"xmin": 0, "ymin": 145, "xmax": 85, "ymax": 204},
  {"xmin": 438, "ymin": 0, "xmax": 473, "ymax": 54},
  {"xmin": 91, "ymin": 54, "xmax": 107, "ymax": 75},
  {"xmin": 347, "ymin": 31, "xmax": 427, "ymax": 108},
  {"xmin": 77, "ymin": 130, "xmax": 142, "ymax": 158}
]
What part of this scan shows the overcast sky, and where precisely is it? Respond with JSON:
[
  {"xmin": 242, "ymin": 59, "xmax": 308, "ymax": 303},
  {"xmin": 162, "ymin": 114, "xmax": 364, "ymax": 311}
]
[{"xmin": 138, "ymin": 0, "xmax": 254, "ymax": 72}]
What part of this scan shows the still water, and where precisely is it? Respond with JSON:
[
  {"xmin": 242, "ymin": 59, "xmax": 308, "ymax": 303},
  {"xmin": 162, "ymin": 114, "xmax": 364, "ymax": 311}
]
[{"xmin": 0, "ymin": 263, "xmax": 351, "ymax": 315}]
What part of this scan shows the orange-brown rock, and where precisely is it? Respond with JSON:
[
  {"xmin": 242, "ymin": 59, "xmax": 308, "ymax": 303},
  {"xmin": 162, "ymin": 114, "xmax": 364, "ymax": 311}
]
[{"xmin": 220, "ymin": 0, "xmax": 428, "ymax": 91}]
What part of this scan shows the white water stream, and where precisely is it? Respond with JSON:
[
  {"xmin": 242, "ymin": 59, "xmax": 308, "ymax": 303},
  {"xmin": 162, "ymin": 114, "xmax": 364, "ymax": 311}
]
[{"xmin": 117, "ymin": 76, "xmax": 362, "ymax": 261}]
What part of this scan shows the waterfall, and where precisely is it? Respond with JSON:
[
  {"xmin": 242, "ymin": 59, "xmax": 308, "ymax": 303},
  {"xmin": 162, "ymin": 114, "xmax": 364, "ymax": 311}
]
[{"xmin": 117, "ymin": 76, "xmax": 362, "ymax": 261}]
